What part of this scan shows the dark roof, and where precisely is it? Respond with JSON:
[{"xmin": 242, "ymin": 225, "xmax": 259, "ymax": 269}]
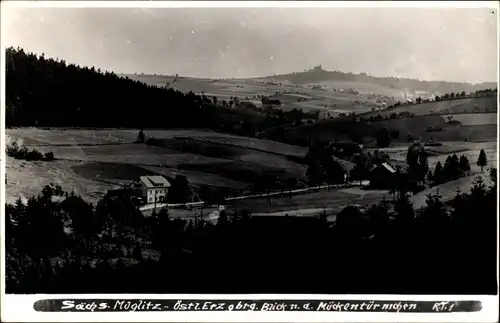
[
  {"xmin": 140, "ymin": 176, "xmax": 171, "ymax": 188},
  {"xmin": 331, "ymin": 156, "xmax": 356, "ymax": 173}
]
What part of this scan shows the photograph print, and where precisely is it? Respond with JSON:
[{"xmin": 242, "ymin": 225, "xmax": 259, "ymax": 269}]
[{"xmin": 2, "ymin": 2, "xmax": 499, "ymax": 296}]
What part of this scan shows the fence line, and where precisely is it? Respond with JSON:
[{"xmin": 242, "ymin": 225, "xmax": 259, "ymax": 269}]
[{"xmin": 138, "ymin": 182, "xmax": 360, "ymax": 212}]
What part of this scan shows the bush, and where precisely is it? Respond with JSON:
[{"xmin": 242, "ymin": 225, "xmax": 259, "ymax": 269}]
[
  {"xmin": 44, "ymin": 152, "xmax": 55, "ymax": 161},
  {"xmin": 6, "ymin": 143, "xmax": 54, "ymax": 161},
  {"xmin": 26, "ymin": 149, "xmax": 44, "ymax": 161},
  {"xmin": 6, "ymin": 142, "xmax": 19, "ymax": 155}
]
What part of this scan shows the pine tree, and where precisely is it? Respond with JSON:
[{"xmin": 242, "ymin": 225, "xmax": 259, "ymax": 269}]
[
  {"xmin": 459, "ymin": 155, "xmax": 471, "ymax": 174},
  {"xmin": 433, "ymin": 161, "xmax": 443, "ymax": 185},
  {"xmin": 137, "ymin": 130, "xmax": 145, "ymax": 143},
  {"xmin": 477, "ymin": 149, "xmax": 488, "ymax": 172},
  {"xmin": 418, "ymin": 152, "xmax": 429, "ymax": 181}
]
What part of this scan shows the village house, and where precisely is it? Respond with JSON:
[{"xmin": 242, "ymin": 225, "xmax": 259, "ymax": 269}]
[
  {"xmin": 369, "ymin": 162, "xmax": 397, "ymax": 189},
  {"xmin": 131, "ymin": 175, "xmax": 171, "ymax": 204}
]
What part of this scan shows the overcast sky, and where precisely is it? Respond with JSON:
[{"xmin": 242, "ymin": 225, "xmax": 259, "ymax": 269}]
[{"xmin": 2, "ymin": 5, "xmax": 498, "ymax": 83}]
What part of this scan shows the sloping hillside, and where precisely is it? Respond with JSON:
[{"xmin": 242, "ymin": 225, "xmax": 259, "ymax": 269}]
[
  {"xmin": 258, "ymin": 112, "xmax": 497, "ymax": 146},
  {"xmin": 259, "ymin": 68, "xmax": 496, "ymax": 94},
  {"xmin": 364, "ymin": 96, "xmax": 497, "ymax": 118}
]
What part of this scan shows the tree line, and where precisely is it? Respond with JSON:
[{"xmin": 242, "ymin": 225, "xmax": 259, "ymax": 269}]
[
  {"xmin": 303, "ymin": 139, "xmax": 489, "ymax": 199},
  {"xmin": 5, "ymin": 47, "xmax": 318, "ymax": 136},
  {"xmin": 5, "ymin": 168, "xmax": 497, "ymax": 294},
  {"xmin": 5, "ymin": 47, "xmax": 217, "ymax": 128}
]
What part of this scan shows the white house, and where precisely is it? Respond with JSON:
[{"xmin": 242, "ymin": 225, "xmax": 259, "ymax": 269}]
[{"xmin": 132, "ymin": 175, "xmax": 171, "ymax": 204}]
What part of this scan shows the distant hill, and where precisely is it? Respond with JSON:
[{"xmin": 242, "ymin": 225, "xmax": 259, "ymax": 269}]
[
  {"xmin": 258, "ymin": 95, "xmax": 498, "ymax": 146},
  {"xmin": 256, "ymin": 67, "xmax": 497, "ymax": 95}
]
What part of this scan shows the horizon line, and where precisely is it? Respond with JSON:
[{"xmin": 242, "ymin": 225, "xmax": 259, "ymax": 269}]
[{"xmin": 6, "ymin": 45, "xmax": 498, "ymax": 87}]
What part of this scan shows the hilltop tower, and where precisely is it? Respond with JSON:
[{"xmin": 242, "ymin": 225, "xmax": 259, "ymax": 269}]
[{"xmin": 313, "ymin": 64, "xmax": 323, "ymax": 71}]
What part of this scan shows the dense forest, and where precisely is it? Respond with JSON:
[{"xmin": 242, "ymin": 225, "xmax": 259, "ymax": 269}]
[
  {"xmin": 5, "ymin": 169, "xmax": 497, "ymax": 294},
  {"xmin": 5, "ymin": 47, "xmax": 312, "ymax": 133},
  {"xmin": 5, "ymin": 47, "xmax": 224, "ymax": 128}
]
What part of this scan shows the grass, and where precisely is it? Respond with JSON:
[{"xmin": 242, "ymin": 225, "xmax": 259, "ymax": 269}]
[
  {"xmin": 382, "ymin": 141, "xmax": 497, "ymax": 174},
  {"xmin": 188, "ymin": 135, "xmax": 308, "ymax": 158},
  {"xmin": 363, "ymin": 96, "xmax": 497, "ymax": 118},
  {"xmin": 5, "ymin": 128, "xmax": 308, "ymax": 206},
  {"xmin": 410, "ymin": 173, "xmax": 494, "ymax": 210},
  {"xmin": 227, "ymin": 186, "xmax": 391, "ymax": 219},
  {"xmin": 262, "ymin": 109, "xmax": 497, "ymax": 146},
  {"xmin": 451, "ymin": 113, "xmax": 497, "ymax": 126},
  {"xmin": 124, "ymin": 73, "xmax": 401, "ymax": 115}
]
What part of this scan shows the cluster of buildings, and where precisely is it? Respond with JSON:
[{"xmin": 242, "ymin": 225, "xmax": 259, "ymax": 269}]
[{"xmin": 308, "ymin": 141, "xmax": 404, "ymax": 189}]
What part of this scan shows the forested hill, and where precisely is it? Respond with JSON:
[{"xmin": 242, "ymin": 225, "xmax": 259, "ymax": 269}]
[
  {"xmin": 260, "ymin": 68, "xmax": 496, "ymax": 94},
  {"xmin": 5, "ymin": 47, "xmax": 222, "ymax": 128}
]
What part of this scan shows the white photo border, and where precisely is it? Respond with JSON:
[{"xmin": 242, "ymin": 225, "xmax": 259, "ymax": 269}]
[{"xmin": 1, "ymin": 1, "xmax": 499, "ymax": 322}]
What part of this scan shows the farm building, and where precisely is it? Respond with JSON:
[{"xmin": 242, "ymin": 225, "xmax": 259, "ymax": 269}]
[
  {"xmin": 369, "ymin": 162, "xmax": 397, "ymax": 189},
  {"xmin": 131, "ymin": 175, "xmax": 171, "ymax": 204},
  {"xmin": 261, "ymin": 98, "xmax": 282, "ymax": 110}
]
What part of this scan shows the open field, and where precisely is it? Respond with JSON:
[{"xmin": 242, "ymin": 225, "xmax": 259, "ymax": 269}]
[
  {"xmin": 373, "ymin": 115, "xmax": 498, "ymax": 142},
  {"xmin": 125, "ymin": 74, "xmax": 496, "ymax": 122},
  {"xmin": 410, "ymin": 173, "xmax": 494, "ymax": 210},
  {"xmin": 380, "ymin": 141, "xmax": 497, "ymax": 173},
  {"xmin": 262, "ymin": 109, "xmax": 497, "ymax": 145},
  {"xmin": 226, "ymin": 186, "xmax": 390, "ymax": 219},
  {"xmin": 363, "ymin": 96, "xmax": 497, "ymax": 118},
  {"xmin": 5, "ymin": 128, "xmax": 308, "ymax": 205},
  {"xmin": 451, "ymin": 113, "xmax": 497, "ymax": 125},
  {"xmin": 125, "ymin": 74, "xmax": 397, "ymax": 114}
]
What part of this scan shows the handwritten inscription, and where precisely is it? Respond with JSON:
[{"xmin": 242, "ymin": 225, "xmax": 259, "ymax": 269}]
[
  {"xmin": 432, "ymin": 301, "xmax": 456, "ymax": 312},
  {"xmin": 40, "ymin": 299, "xmax": 476, "ymax": 313}
]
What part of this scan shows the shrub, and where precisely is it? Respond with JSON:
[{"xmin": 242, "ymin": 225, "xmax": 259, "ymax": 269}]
[
  {"xmin": 16, "ymin": 146, "xmax": 29, "ymax": 159},
  {"xmin": 44, "ymin": 152, "xmax": 55, "ymax": 161},
  {"xmin": 6, "ymin": 142, "xmax": 19, "ymax": 155},
  {"xmin": 26, "ymin": 149, "xmax": 44, "ymax": 161},
  {"xmin": 6, "ymin": 143, "xmax": 53, "ymax": 161}
]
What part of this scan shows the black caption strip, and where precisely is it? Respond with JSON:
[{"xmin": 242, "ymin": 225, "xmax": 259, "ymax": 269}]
[{"xmin": 34, "ymin": 299, "xmax": 482, "ymax": 313}]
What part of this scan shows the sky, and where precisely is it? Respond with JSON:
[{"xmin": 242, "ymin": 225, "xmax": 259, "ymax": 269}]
[{"xmin": 2, "ymin": 4, "xmax": 498, "ymax": 83}]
